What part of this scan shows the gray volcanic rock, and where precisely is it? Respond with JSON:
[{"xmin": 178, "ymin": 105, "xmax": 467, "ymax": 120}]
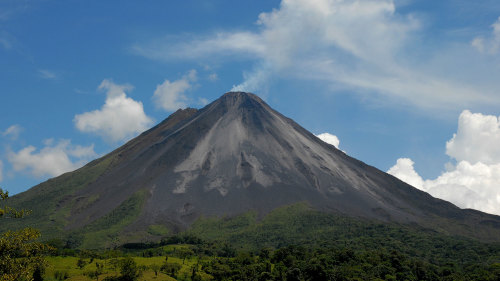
[{"xmin": 7, "ymin": 92, "xmax": 500, "ymax": 243}]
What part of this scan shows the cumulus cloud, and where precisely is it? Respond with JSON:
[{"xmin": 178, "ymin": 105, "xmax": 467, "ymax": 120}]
[
  {"xmin": 472, "ymin": 17, "xmax": 500, "ymax": 54},
  {"xmin": 388, "ymin": 110, "xmax": 500, "ymax": 216},
  {"xmin": 7, "ymin": 139, "xmax": 97, "ymax": 178},
  {"xmin": 74, "ymin": 79, "xmax": 153, "ymax": 143},
  {"xmin": 316, "ymin": 132, "xmax": 340, "ymax": 149},
  {"xmin": 153, "ymin": 69, "xmax": 197, "ymax": 111},
  {"xmin": 3, "ymin": 124, "xmax": 22, "ymax": 140},
  {"xmin": 445, "ymin": 110, "xmax": 500, "ymax": 165},
  {"xmin": 387, "ymin": 158, "xmax": 424, "ymax": 190},
  {"xmin": 132, "ymin": 0, "xmax": 499, "ymax": 110}
]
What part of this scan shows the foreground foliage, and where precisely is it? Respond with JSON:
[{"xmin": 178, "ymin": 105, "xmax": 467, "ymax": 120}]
[{"xmin": 0, "ymin": 188, "xmax": 49, "ymax": 281}]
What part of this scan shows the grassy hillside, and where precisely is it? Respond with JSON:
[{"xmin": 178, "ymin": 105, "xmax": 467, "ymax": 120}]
[
  {"xmin": 0, "ymin": 155, "xmax": 117, "ymax": 238},
  {"xmin": 44, "ymin": 251, "xmax": 197, "ymax": 281}
]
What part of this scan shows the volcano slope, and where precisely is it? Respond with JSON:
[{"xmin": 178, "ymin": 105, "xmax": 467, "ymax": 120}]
[{"xmin": 3, "ymin": 92, "xmax": 500, "ymax": 247}]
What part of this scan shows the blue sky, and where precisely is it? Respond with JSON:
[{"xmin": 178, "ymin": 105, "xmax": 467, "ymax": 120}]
[{"xmin": 2, "ymin": 0, "xmax": 500, "ymax": 215}]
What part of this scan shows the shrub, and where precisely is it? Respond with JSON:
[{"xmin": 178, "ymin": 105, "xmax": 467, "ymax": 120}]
[{"xmin": 54, "ymin": 270, "xmax": 69, "ymax": 280}]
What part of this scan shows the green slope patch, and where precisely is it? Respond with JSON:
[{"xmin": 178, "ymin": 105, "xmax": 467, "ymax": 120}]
[
  {"xmin": 76, "ymin": 189, "xmax": 147, "ymax": 249},
  {"xmin": 0, "ymin": 155, "xmax": 116, "ymax": 238}
]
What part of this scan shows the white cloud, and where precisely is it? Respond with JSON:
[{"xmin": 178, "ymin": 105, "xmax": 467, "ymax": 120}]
[
  {"xmin": 316, "ymin": 132, "xmax": 340, "ymax": 149},
  {"xmin": 472, "ymin": 17, "xmax": 500, "ymax": 54},
  {"xmin": 74, "ymin": 79, "xmax": 153, "ymax": 143},
  {"xmin": 231, "ymin": 66, "xmax": 272, "ymax": 93},
  {"xmin": 133, "ymin": 0, "xmax": 499, "ymax": 110},
  {"xmin": 7, "ymin": 139, "xmax": 96, "ymax": 178},
  {"xmin": 198, "ymin": 97, "xmax": 209, "ymax": 106},
  {"xmin": 38, "ymin": 69, "xmax": 58, "ymax": 80},
  {"xmin": 3, "ymin": 124, "xmax": 22, "ymax": 140},
  {"xmin": 133, "ymin": 32, "xmax": 266, "ymax": 62},
  {"xmin": 387, "ymin": 158, "xmax": 424, "ymax": 189},
  {"xmin": 445, "ymin": 110, "xmax": 500, "ymax": 165},
  {"xmin": 208, "ymin": 73, "xmax": 218, "ymax": 81},
  {"xmin": 153, "ymin": 70, "xmax": 197, "ymax": 111},
  {"xmin": 388, "ymin": 110, "xmax": 500, "ymax": 216},
  {"xmin": 389, "ymin": 158, "xmax": 500, "ymax": 216}
]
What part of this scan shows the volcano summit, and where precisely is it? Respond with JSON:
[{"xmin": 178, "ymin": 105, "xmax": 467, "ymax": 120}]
[{"xmin": 4, "ymin": 92, "xmax": 500, "ymax": 246}]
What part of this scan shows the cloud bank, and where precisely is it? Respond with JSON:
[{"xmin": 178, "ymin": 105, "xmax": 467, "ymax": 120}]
[
  {"xmin": 74, "ymin": 79, "xmax": 153, "ymax": 143},
  {"xmin": 8, "ymin": 139, "xmax": 96, "ymax": 178},
  {"xmin": 133, "ymin": 0, "xmax": 499, "ymax": 111},
  {"xmin": 388, "ymin": 110, "xmax": 500, "ymax": 216}
]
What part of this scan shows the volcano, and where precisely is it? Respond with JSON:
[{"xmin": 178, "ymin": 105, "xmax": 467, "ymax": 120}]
[{"xmin": 5, "ymin": 92, "xmax": 500, "ymax": 246}]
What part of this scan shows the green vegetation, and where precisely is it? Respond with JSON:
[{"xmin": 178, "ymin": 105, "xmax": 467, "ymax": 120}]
[
  {"xmin": 0, "ymin": 155, "xmax": 117, "ymax": 237},
  {"xmin": 43, "ymin": 247, "xmax": 202, "ymax": 281},
  {"xmin": 147, "ymin": 225, "xmax": 170, "ymax": 237},
  {"xmin": 3, "ymin": 199, "xmax": 500, "ymax": 280},
  {"xmin": 36, "ymin": 203, "xmax": 499, "ymax": 280},
  {"xmin": 40, "ymin": 234, "xmax": 499, "ymax": 280},
  {"xmin": 0, "ymin": 187, "xmax": 50, "ymax": 281},
  {"xmin": 77, "ymin": 190, "xmax": 147, "ymax": 249}
]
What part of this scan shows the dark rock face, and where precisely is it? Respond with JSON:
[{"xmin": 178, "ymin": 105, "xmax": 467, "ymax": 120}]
[{"xmin": 12, "ymin": 92, "xmax": 500, "ymax": 241}]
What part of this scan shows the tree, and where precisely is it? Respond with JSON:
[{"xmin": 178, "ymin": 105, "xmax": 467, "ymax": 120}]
[
  {"xmin": 161, "ymin": 261, "xmax": 181, "ymax": 278},
  {"xmin": 191, "ymin": 265, "xmax": 202, "ymax": 281},
  {"xmin": 32, "ymin": 264, "xmax": 45, "ymax": 281},
  {"xmin": 84, "ymin": 262, "xmax": 104, "ymax": 281},
  {"xmin": 149, "ymin": 264, "xmax": 160, "ymax": 277},
  {"xmin": 0, "ymin": 187, "xmax": 50, "ymax": 281},
  {"xmin": 77, "ymin": 258, "xmax": 88, "ymax": 269},
  {"xmin": 119, "ymin": 257, "xmax": 141, "ymax": 281}
]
